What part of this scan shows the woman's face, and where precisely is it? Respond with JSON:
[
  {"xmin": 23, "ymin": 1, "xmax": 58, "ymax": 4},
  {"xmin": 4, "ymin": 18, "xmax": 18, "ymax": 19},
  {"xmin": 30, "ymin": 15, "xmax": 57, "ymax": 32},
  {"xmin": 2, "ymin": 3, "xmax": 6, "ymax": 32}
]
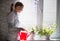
[{"xmin": 15, "ymin": 6, "xmax": 23, "ymax": 13}]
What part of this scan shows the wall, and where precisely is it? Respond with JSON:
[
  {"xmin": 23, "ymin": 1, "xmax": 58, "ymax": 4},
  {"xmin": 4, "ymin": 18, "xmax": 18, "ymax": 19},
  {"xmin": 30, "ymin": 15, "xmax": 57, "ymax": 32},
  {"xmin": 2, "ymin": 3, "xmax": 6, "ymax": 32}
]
[{"xmin": 0, "ymin": 0, "xmax": 16, "ymax": 41}]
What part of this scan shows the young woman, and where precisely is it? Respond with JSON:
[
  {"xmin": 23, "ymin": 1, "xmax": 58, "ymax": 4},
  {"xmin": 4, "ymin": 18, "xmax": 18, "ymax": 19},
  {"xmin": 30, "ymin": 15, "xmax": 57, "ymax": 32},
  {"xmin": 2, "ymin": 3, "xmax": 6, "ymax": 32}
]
[{"xmin": 7, "ymin": 2, "xmax": 24, "ymax": 41}]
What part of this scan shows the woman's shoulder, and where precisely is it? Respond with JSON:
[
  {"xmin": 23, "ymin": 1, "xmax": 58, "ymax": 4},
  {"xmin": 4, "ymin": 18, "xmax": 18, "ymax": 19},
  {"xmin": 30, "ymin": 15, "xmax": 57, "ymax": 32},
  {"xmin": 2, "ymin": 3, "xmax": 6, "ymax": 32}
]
[{"xmin": 8, "ymin": 11, "xmax": 15, "ymax": 16}]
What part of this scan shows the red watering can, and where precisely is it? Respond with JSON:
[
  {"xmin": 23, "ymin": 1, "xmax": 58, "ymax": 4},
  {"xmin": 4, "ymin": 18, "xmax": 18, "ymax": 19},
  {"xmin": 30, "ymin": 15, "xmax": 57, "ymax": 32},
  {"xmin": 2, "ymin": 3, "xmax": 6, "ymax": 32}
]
[{"xmin": 17, "ymin": 30, "xmax": 31, "ymax": 41}]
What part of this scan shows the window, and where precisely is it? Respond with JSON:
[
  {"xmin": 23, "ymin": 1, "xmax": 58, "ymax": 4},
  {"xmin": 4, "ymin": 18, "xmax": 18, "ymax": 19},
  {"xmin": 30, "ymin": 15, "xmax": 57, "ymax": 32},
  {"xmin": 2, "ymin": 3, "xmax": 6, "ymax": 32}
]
[{"xmin": 17, "ymin": 0, "xmax": 39, "ymax": 30}]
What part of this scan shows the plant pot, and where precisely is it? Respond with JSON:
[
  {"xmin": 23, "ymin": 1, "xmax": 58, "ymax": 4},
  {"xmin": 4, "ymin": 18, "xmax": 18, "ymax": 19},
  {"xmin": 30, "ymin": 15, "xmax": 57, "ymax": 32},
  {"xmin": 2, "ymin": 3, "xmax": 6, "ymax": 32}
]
[{"xmin": 46, "ymin": 35, "xmax": 50, "ymax": 40}]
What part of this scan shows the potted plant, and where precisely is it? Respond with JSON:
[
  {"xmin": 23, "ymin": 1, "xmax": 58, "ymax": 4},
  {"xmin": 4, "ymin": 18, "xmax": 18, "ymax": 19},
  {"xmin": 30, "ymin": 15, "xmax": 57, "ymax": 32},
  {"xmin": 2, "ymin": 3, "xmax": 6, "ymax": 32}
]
[{"xmin": 38, "ymin": 23, "xmax": 57, "ymax": 40}]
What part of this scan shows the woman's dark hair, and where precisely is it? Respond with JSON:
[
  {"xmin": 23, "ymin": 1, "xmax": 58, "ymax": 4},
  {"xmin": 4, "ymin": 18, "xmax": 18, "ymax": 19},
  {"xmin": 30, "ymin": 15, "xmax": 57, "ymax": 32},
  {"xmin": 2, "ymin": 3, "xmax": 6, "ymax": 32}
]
[
  {"xmin": 15, "ymin": 2, "xmax": 24, "ymax": 8},
  {"xmin": 10, "ymin": 3, "xmax": 14, "ymax": 12},
  {"xmin": 7, "ymin": 3, "xmax": 14, "ymax": 16}
]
